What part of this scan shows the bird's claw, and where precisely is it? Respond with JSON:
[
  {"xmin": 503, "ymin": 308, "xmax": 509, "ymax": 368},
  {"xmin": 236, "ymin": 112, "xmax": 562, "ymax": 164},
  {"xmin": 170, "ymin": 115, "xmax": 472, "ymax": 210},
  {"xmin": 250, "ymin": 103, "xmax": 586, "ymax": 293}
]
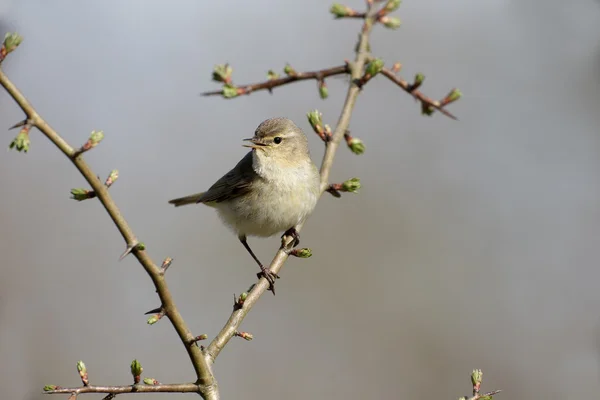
[
  {"xmin": 257, "ymin": 266, "xmax": 280, "ymax": 295},
  {"xmin": 282, "ymin": 227, "xmax": 300, "ymax": 248}
]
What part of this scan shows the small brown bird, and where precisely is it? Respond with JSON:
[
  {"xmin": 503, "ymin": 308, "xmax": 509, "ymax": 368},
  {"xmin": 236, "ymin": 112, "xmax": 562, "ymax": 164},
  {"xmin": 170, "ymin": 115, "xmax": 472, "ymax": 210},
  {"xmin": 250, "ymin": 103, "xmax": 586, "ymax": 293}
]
[{"xmin": 168, "ymin": 118, "xmax": 321, "ymax": 292}]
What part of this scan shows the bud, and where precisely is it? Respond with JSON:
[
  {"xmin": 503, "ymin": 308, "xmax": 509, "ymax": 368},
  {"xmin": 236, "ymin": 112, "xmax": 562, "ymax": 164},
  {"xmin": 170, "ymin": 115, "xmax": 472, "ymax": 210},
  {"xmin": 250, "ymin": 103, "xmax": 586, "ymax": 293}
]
[
  {"xmin": 291, "ymin": 248, "xmax": 313, "ymax": 258},
  {"xmin": 44, "ymin": 385, "xmax": 58, "ymax": 391},
  {"xmin": 414, "ymin": 73, "xmax": 425, "ymax": 86},
  {"xmin": 70, "ymin": 188, "xmax": 94, "ymax": 201},
  {"xmin": 283, "ymin": 63, "xmax": 297, "ymax": 76},
  {"xmin": 342, "ymin": 178, "xmax": 361, "ymax": 193},
  {"xmin": 471, "ymin": 369, "xmax": 483, "ymax": 387},
  {"xmin": 195, "ymin": 334, "xmax": 209, "ymax": 341},
  {"xmin": 392, "ymin": 62, "xmax": 402, "ymax": 73},
  {"xmin": 143, "ymin": 378, "xmax": 159, "ymax": 385},
  {"xmin": 345, "ymin": 135, "xmax": 365, "ymax": 155},
  {"xmin": 147, "ymin": 314, "xmax": 161, "ymax": 325},
  {"xmin": 383, "ymin": 0, "xmax": 402, "ymax": 13},
  {"xmin": 307, "ymin": 110, "xmax": 324, "ymax": 134},
  {"xmin": 318, "ymin": 81, "xmax": 328, "ymax": 99},
  {"xmin": 330, "ymin": 4, "xmax": 355, "ymax": 18},
  {"xmin": 421, "ymin": 101, "xmax": 435, "ymax": 116},
  {"xmin": 442, "ymin": 88, "xmax": 462, "ymax": 105},
  {"xmin": 267, "ymin": 69, "xmax": 279, "ymax": 80},
  {"xmin": 8, "ymin": 128, "xmax": 30, "ymax": 153},
  {"xmin": 77, "ymin": 360, "xmax": 89, "ymax": 386},
  {"xmin": 222, "ymin": 83, "xmax": 239, "ymax": 99},
  {"xmin": 212, "ymin": 64, "xmax": 232, "ymax": 83},
  {"xmin": 105, "ymin": 169, "xmax": 119, "ymax": 187},
  {"xmin": 130, "ymin": 359, "xmax": 143, "ymax": 384},
  {"xmin": 324, "ymin": 124, "xmax": 332, "ymax": 140},
  {"xmin": 135, "ymin": 242, "xmax": 146, "ymax": 251},
  {"xmin": 238, "ymin": 292, "xmax": 248, "ymax": 302},
  {"xmin": 2, "ymin": 32, "xmax": 23, "ymax": 56},
  {"xmin": 235, "ymin": 331, "xmax": 254, "ymax": 341},
  {"xmin": 365, "ymin": 58, "xmax": 385, "ymax": 77},
  {"xmin": 88, "ymin": 130, "xmax": 104, "ymax": 148},
  {"xmin": 379, "ymin": 16, "xmax": 402, "ymax": 29}
]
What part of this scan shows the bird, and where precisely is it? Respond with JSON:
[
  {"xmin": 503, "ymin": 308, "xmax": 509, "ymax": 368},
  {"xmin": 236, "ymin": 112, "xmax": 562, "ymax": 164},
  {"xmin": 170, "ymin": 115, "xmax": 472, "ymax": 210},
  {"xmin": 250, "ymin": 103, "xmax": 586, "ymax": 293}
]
[{"xmin": 168, "ymin": 117, "xmax": 321, "ymax": 293}]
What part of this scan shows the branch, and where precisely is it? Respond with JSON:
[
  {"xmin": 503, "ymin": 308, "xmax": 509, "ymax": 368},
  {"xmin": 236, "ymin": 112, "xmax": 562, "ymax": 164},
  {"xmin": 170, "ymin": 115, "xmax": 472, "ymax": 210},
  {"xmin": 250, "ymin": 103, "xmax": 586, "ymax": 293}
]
[
  {"xmin": 205, "ymin": 3, "xmax": 380, "ymax": 363},
  {"xmin": 44, "ymin": 384, "xmax": 200, "ymax": 396},
  {"xmin": 0, "ymin": 55, "xmax": 219, "ymax": 400},
  {"xmin": 381, "ymin": 67, "xmax": 458, "ymax": 120},
  {"xmin": 201, "ymin": 64, "xmax": 349, "ymax": 97}
]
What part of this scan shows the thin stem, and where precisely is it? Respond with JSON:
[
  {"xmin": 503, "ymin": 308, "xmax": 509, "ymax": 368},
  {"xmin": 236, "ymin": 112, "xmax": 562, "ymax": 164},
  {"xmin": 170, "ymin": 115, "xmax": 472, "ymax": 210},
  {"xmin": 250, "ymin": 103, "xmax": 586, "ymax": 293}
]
[
  {"xmin": 205, "ymin": 3, "xmax": 380, "ymax": 363},
  {"xmin": 44, "ymin": 384, "xmax": 200, "ymax": 395},
  {"xmin": 380, "ymin": 67, "xmax": 457, "ymax": 120},
  {"xmin": 201, "ymin": 65, "xmax": 349, "ymax": 97},
  {"xmin": 0, "ymin": 68, "xmax": 218, "ymax": 400}
]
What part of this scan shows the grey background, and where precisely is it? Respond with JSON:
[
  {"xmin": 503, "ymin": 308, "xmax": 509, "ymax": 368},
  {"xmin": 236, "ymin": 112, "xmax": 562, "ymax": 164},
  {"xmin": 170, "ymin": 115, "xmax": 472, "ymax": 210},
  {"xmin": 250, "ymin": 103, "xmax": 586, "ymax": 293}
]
[{"xmin": 1, "ymin": 0, "xmax": 600, "ymax": 399}]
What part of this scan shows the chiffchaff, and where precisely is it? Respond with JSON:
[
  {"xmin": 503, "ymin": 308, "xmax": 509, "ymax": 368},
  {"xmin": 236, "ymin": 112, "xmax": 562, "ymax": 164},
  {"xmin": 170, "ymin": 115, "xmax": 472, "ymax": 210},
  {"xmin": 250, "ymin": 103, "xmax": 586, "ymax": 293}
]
[{"xmin": 168, "ymin": 117, "xmax": 321, "ymax": 293}]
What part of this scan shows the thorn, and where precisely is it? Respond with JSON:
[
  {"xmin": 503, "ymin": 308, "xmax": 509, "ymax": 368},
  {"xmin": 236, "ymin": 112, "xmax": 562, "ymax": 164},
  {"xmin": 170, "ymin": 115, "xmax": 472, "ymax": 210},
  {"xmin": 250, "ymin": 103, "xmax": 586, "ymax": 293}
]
[
  {"xmin": 9, "ymin": 119, "xmax": 28, "ymax": 130},
  {"xmin": 119, "ymin": 241, "xmax": 141, "ymax": 261},
  {"xmin": 102, "ymin": 394, "xmax": 117, "ymax": 400},
  {"xmin": 144, "ymin": 306, "xmax": 163, "ymax": 315}
]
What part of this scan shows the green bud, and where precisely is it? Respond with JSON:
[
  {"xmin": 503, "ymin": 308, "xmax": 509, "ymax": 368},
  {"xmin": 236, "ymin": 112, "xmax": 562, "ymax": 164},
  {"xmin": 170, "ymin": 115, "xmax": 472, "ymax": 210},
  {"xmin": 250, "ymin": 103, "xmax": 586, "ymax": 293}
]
[
  {"xmin": 196, "ymin": 334, "xmax": 208, "ymax": 341},
  {"xmin": 44, "ymin": 385, "xmax": 58, "ymax": 391},
  {"xmin": 347, "ymin": 137, "xmax": 365, "ymax": 155},
  {"xmin": 414, "ymin": 73, "xmax": 425, "ymax": 86},
  {"xmin": 479, "ymin": 396, "xmax": 493, "ymax": 400},
  {"xmin": 135, "ymin": 242, "xmax": 146, "ymax": 251},
  {"xmin": 8, "ymin": 130, "xmax": 30, "ymax": 153},
  {"xmin": 212, "ymin": 64, "xmax": 232, "ymax": 83},
  {"xmin": 342, "ymin": 178, "xmax": 361, "ymax": 193},
  {"xmin": 380, "ymin": 16, "xmax": 402, "ymax": 29},
  {"xmin": 222, "ymin": 83, "xmax": 239, "ymax": 99},
  {"xmin": 307, "ymin": 110, "xmax": 323, "ymax": 132},
  {"xmin": 471, "ymin": 369, "xmax": 483, "ymax": 386},
  {"xmin": 239, "ymin": 292, "xmax": 248, "ymax": 302},
  {"xmin": 319, "ymin": 82, "xmax": 328, "ymax": 99},
  {"xmin": 3, "ymin": 32, "xmax": 23, "ymax": 54},
  {"xmin": 365, "ymin": 58, "xmax": 384, "ymax": 77},
  {"xmin": 383, "ymin": 0, "xmax": 402, "ymax": 13},
  {"xmin": 330, "ymin": 3, "xmax": 351, "ymax": 18},
  {"xmin": 105, "ymin": 169, "xmax": 119, "ymax": 187},
  {"xmin": 143, "ymin": 378, "xmax": 159, "ymax": 385},
  {"xmin": 292, "ymin": 248, "xmax": 313, "ymax": 258},
  {"xmin": 446, "ymin": 88, "xmax": 462, "ymax": 103},
  {"xmin": 283, "ymin": 63, "xmax": 297, "ymax": 76},
  {"xmin": 267, "ymin": 69, "xmax": 279, "ymax": 80},
  {"xmin": 77, "ymin": 361, "xmax": 87, "ymax": 373},
  {"xmin": 70, "ymin": 188, "xmax": 92, "ymax": 201},
  {"xmin": 88, "ymin": 130, "xmax": 104, "ymax": 147},
  {"xmin": 130, "ymin": 359, "xmax": 143, "ymax": 377},
  {"xmin": 147, "ymin": 314, "xmax": 160, "ymax": 325},
  {"xmin": 421, "ymin": 102, "xmax": 435, "ymax": 116}
]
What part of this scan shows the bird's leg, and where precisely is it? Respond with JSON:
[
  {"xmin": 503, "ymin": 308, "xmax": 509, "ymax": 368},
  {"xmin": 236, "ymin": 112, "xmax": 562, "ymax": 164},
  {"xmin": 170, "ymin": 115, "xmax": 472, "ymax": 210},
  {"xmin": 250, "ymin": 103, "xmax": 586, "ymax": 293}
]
[
  {"xmin": 282, "ymin": 227, "xmax": 300, "ymax": 248},
  {"xmin": 238, "ymin": 235, "xmax": 279, "ymax": 294}
]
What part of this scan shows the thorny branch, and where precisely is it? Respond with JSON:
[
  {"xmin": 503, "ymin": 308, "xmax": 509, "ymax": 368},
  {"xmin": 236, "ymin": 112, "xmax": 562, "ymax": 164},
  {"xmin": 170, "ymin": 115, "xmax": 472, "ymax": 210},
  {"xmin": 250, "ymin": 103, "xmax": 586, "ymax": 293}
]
[{"xmin": 0, "ymin": 1, "xmax": 478, "ymax": 399}]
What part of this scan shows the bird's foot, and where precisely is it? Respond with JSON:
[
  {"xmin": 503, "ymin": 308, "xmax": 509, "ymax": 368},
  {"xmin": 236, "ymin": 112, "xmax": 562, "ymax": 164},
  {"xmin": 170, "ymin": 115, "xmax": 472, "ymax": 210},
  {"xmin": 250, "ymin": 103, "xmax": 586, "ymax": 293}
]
[
  {"xmin": 282, "ymin": 227, "xmax": 300, "ymax": 248},
  {"xmin": 257, "ymin": 265, "xmax": 280, "ymax": 295}
]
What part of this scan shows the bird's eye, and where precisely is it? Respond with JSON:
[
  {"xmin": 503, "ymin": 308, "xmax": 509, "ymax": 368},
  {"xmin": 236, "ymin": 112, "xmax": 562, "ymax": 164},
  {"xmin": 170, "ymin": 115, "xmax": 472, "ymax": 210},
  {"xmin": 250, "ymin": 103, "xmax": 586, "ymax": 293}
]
[{"xmin": 273, "ymin": 137, "xmax": 282, "ymax": 144}]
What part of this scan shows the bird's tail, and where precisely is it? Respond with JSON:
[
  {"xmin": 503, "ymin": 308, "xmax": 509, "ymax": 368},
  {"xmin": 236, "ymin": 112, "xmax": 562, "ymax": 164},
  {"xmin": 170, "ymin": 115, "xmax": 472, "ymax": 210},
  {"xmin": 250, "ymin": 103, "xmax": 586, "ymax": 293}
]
[{"xmin": 168, "ymin": 192, "xmax": 205, "ymax": 207}]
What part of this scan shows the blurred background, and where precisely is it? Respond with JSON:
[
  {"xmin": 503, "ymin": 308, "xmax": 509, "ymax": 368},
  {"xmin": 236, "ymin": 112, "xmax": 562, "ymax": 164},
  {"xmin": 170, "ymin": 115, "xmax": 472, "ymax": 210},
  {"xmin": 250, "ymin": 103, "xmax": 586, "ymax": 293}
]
[{"xmin": 1, "ymin": 0, "xmax": 600, "ymax": 399}]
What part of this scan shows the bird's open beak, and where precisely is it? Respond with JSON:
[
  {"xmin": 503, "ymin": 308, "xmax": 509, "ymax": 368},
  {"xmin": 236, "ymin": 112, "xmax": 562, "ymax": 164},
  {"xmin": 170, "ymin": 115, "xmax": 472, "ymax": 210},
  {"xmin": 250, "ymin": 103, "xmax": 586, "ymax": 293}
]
[{"xmin": 242, "ymin": 137, "xmax": 268, "ymax": 149}]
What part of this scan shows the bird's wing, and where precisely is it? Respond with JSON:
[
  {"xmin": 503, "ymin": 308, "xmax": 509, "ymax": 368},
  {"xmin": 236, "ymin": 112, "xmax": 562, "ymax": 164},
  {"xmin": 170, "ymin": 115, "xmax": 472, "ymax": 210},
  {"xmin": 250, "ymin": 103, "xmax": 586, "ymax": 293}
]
[{"xmin": 197, "ymin": 151, "xmax": 258, "ymax": 203}]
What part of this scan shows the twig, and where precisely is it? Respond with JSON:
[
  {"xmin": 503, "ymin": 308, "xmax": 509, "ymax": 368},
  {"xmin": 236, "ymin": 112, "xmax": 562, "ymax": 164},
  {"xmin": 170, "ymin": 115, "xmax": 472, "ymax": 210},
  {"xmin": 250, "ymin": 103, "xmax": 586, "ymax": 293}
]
[
  {"xmin": 380, "ymin": 67, "xmax": 457, "ymax": 120},
  {"xmin": 0, "ymin": 68, "xmax": 219, "ymax": 400},
  {"xmin": 205, "ymin": 2, "xmax": 380, "ymax": 363},
  {"xmin": 201, "ymin": 65, "xmax": 349, "ymax": 97},
  {"xmin": 44, "ymin": 384, "xmax": 200, "ymax": 395}
]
